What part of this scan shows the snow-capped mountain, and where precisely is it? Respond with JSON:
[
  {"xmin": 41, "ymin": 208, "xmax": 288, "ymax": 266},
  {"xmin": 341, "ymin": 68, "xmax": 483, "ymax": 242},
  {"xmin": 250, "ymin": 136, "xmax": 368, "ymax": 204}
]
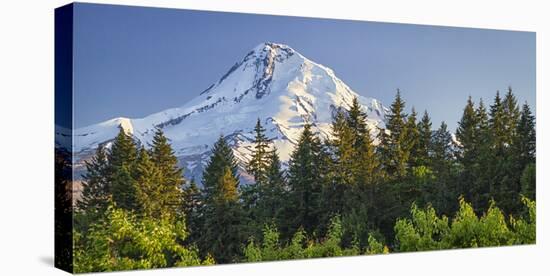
[{"xmin": 61, "ymin": 42, "xmax": 388, "ymax": 183}]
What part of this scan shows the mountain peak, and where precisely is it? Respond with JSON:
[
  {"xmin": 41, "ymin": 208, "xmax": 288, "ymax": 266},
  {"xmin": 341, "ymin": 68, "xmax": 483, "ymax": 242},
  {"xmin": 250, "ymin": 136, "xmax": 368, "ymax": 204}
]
[
  {"xmin": 243, "ymin": 42, "xmax": 298, "ymax": 67},
  {"xmin": 69, "ymin": 43, "xmax": 388, "ymax": 184},
  {"xmin": 251, "ymin": 42, "xmax": 296, "ymax": 54}
]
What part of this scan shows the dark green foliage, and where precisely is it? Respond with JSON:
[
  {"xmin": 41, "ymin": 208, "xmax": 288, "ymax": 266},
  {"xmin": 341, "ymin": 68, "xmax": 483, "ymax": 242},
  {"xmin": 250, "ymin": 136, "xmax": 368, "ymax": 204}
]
[
  {"xmin": 515, "ymin": 103, "xmax": 536, "ymax": 167},
  {"xmin": 199, "ymin": 137, "xmax": 247, "ymax": 263},
  {"xmin": 247, "ymin": 118, "xmax": 271, "ymax": 185},
  {"xmin": 285, "ymin": 123, "xmax": 325, "ymax": 237},
  {"xmin": 520, "ymin": 164, "xmax": 536, "ymax": 200},
  {"xmin": 202, "ymin": 136, "xmax": 240, "ymax": 196},
  {"xmin": 455, "ymin": 96, "xmax": 478, "ymax": 202},
  {"xmin": 256, "ymin": 148, "xmax": 286, "ymax": 227},
  {"xmin": 325, "ymin": 111, "xmax": 356, "ymax": 216},
  {"xmin": 471, "ymin": 98, "xmax": 492, "ymax": 212},
  {"xmin": 107, "ymin": 127, "xmax": 140, "ymax": 212},
  {"xmin": 148, "ymin": 128, "xmax": 184, "ymax": 218},
  {"xmin": 73, "ymin": 88, "xmax": 536, "ymax": 271},
  {"xmin": 416, "ymin": 110, "xmax": 433, "ymax": 167},
  {"xmin": 405, "ymin": 108, "xmax": 421, "ymax": 169},
  {"xmin": 181, "ymin": 178, "xmax": 203, "ymax": 245},
  {"xmin": 78, "ymin": 145, "xmax": 110, "ymax": 222},
  {"xmin": 381, "ymin": 89, "xmax": 410, "ymax": 179},
  {"xmin": 430, "ymin": 121, "xmax": 456, "ymax": 213},
  {"xmin": 55, "ymin": 148, "xmax": 74, "ymax": 271},
  {"xmin": 134, "ymin": 147, "xmax": 164, "ymax": 218}
]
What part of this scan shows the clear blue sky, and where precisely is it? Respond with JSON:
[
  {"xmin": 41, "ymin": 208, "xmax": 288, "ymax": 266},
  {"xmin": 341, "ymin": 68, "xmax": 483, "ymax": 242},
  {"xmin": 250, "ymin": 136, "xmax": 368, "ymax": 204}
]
[{"xmin": 73, "ymin": 3, "xmax": 535, "ymax": 130}]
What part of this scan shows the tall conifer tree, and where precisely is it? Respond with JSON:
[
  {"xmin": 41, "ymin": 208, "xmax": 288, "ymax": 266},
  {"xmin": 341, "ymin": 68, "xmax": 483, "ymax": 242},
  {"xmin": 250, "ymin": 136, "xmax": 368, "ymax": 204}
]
[
  {"xmin": 286, "ymin": 123, "xmax": 324, "ymax": 236},
  {"xmin": 455, "ymin": 96, "xmax": 478, "ymax": 201},
  {"xmin": 430, "ymin": 121, "xmax": 455, "ymax": 213},
  {"xmin": 79, "ymin": 145, "xmax": 110, "ymax": 215},
  {"xmin": 199, "ymin": 136, "xmax": 247, "ymax": 263},
  {"xmin": 149, "ymin": 128, "xmax": 184, "ymax": 217},
  {"xmin": 108, "ymin": 126, "xmax": 140, "ymax": 212},
  {"xmin": 405, "ymin": 108, "xmax": 420, "ymax": 169},
  {"xmin": 416, "ymin": 110, "xmax": 433, "ymax": 167},
  {"xmin": 382, "ymin": 89, "xmax": 410, "ymax": 178},
  {"xmin": 247, "ymin": 118, "xmax": 271, "ymax": 185}
]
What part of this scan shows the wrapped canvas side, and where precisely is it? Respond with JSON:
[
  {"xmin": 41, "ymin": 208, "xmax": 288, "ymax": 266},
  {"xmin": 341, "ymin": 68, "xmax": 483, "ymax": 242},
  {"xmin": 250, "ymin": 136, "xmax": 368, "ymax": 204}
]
[{"xmin": 55, "ymin": 3, "xmax": 74, "ymax": 273}]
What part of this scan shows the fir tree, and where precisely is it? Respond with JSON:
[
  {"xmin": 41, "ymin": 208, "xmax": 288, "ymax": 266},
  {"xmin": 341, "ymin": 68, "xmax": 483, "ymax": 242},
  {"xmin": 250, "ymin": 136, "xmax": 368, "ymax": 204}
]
[
  {"xmin": 108, "ymin": 126, "xmax": 138, "ymax": 169},
  {"xmin": 199, "ymin": 136, "xmax": 247, "ymax": 263},
  {"xmin": 489, "ymin": 91, "xmax": 506, "ymax": 154},
  {"xmin": 488, "ymin": 90, "xmax": 519, "ymax": 213},
  {"xmin": 430, "ymin": 121, "xmax": 455, "ymax": 213},
  {"xmin": 405, "ymin": 107, "xmax": 420, "ymax": 169},
  {"xmin": 108, "ymin": 126, "xmax": 140, "ymax": 212},
  {"xmin": 134, "ymin": 147, "xmax": 164, "ymax": 218},
  {"xmin": 455, "ymin": 96, "xmax": 478, "ymax": 201},
  {"xmin": 498, "ymin": 89, "xmax": 527, "ymax": 214},
  {"xmin": 247, "ymin": 118, "xmax": 271, "ymax": 185},
  {"xmin": 416, "ymin": 110, "xmax": 433, "ymax": 167},
  {"xmin": 261, "ymin": 148, "xmax": 286, "ymax": 224},
  {"xmin": 382, "ymin": 89, "xmax": 410, "ymax": 178},
  {"xmin": 502, "ymin": 87, "xmax": 521, "ymax": 144},
  {"xmin": 181, "ymin": 178, "xmax": 203, "ymax": 246},
  {"xmin": 149, "ymin": 128, "xmax": 184, "ymax": 217},
  {"xmin": 515, "ymin": 102, "xmax": 536, "ymax": 170},
  {"xmin": 201, "ymin": 166, "xmax": 247, "ymax": 263},
  {"xmin": 285, "ymin": 123, "xmax": 324, "ymax": 236},
  {"xmin": 78, "ymin": 145, "xmax": 110, "ymax": 216},
  {"xmin": 110, "ymin": 164, "xmax": 140, "ymax": 212},
  {"xmin": 202, "ymin": 136, "xmax": 240, "ymax": 198},
  {"xmin": 472, "ymin": 98, "xmax": 492, "ymax": 212},
  {"xmin": 344, "ymin": 98, "xmax": 380, "ymax": 225},
  {"xmin": 327, "ymin": 111, "xmax": 356, "ymax": 215},
  {"xmin": 347, "ymin": 97, "xmax": 369, "ymax": 143}
]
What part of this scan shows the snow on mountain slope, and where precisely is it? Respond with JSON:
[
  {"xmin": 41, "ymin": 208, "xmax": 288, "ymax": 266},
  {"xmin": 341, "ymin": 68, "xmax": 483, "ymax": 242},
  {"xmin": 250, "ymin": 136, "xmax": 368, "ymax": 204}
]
[{"xmin": 66, "ymin": 42, "xmax": 388, "ymax": 183}]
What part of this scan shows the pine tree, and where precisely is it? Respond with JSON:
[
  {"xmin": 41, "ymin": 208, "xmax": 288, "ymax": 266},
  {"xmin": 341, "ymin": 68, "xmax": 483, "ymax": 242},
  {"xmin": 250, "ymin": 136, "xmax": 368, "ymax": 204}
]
[
  {"xmin": 285, "ymin": 123, "xmax": 324, "ymax": 236},
  {"xmin": 108, "ymin": 126, "xmax": 140, "ymax": 212},
  {"xmin": 202, "ymin": 166, "xmax": 247, "ymax": 263},
  {"xmin": 327, "ymin": 111, "xmax": 356, "ymax": 215},
  {"xmin": 488, "ymin": 90, "xmax": 519, "ymax": 213},
  {"xmin": 247, "ymin": 118, "xmax": 271, "ymax": 185},
  {"xmin": 416, "ymin": 110, "xmax": 433, "ymax": 167},
  {"xmin": 262, "ymin": 148, "xmax": 286, "ymax": 223},
  {"xmin": 199, "ymin": 136, "xmax": 247, "ymax": 263},
  {"xmin": 134, "ymin": 147, "xmax": 164, "ymax": 218},
  {"xmin": 202, "ymin": 136, "xmax": 240, "ymax": 197},
  {"xmin": 108, "ymin": 126, "xmax": 138, "ymax": 169},
  {"xmin": 382, "ymin": 89, "xmax": 410, "ymax": 178},
  {"xmin": 472, "ymin": 98, "xmax": 492, "ymax": 212},
  {"xmin": 347, "ymin": 97, "xmax": 369, "ymax": 143},
  {"xmin": 489, "ymin": 91, "xmax": 506, "ymax": 154},
  {"xmin": 430, "ymin": 121, "xmax": 455, "ymax": 213},
  {"xmin": 345, "ymin": 98, "xmax": 380, "ymax": 227},
  {"xmin": 455, "ymin": 96, "xmax": 478, "ymax": 202},
  {"xmin": 502, "ymin": 87, "xmax": 521, "ymax": 144},
  {"xmin": 181, "ymin": 178, "xmax": 203, "ymax": 246},
  {"xmin": 78, "ymin": 145, "xmax": 110, "ymax": 217},
  {"xmin": 149, "ymin": 128, "xmax": 184, "ymax": 218},
  {"xmin": 110, "ymin": 164, "xmax": 140, "ymax": 212},
  {"xmin": 405, "ymin": 108, "xmax": 420, "ymax": 169},
  {"xmin": 499, "ymin": 88, "xmax": 522, "ymax": 213},
  {"xmin": 516, "ymin": 102, "xmax": 536, "ymax": 166}
]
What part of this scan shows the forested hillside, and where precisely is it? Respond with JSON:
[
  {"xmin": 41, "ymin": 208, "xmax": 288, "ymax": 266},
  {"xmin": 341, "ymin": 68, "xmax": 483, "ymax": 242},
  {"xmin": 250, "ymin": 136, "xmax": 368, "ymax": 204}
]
[{"xmin": 72, "ymin": 88, "xmax": 536, "ymax": 273}]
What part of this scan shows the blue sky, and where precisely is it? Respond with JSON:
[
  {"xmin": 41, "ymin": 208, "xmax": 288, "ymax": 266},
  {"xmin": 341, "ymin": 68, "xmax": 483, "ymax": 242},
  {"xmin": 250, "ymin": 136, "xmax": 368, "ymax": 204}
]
[{"xmin": 73, "ymin": 3, "xmax": 535, "ymax": 130}]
